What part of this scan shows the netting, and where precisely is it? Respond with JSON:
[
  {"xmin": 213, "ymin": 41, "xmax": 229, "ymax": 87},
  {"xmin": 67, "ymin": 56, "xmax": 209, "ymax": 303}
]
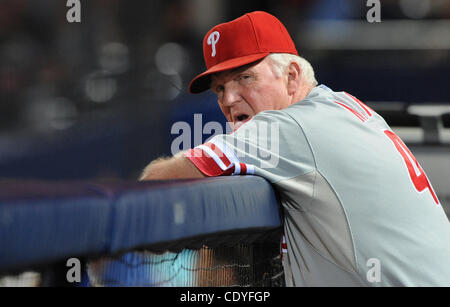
[
  {"xmin": 0, "ymin": 244, "xmax": 284, "ymax": 287},
  {"xmin": 87, "ymin": 244, "xmax": 284, "ymax": 287}
]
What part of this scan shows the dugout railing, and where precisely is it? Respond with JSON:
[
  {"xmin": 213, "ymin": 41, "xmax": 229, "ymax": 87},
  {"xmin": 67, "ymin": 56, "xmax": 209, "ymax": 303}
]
[{"xmin": 0, "ymin": 176, "xmax": 284, "ymax": 286}]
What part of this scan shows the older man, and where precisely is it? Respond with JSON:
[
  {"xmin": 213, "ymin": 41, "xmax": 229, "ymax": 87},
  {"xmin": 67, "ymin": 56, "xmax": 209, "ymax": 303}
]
[{"xmin": 141, "ymin": 11, "xmax": 450, "ymax": 286}]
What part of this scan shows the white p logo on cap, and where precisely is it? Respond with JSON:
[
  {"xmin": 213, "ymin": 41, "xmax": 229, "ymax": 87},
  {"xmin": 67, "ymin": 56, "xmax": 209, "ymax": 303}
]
[{"xmin": 207, "ymin": 31, "xmax": 220, "ymax": 57}]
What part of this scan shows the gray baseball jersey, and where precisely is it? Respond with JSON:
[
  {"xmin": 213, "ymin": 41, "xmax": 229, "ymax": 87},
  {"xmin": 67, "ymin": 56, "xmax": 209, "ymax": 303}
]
[{"xmin": 185, "ymin": 85, "xmax": 450, "ymax": 286}]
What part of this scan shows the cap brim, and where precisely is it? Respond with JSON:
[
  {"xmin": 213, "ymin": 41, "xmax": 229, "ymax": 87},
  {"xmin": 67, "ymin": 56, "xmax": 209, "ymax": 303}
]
[{"xmin": 188, "ymin": 52, "xmax": 270, "ymax": 94}]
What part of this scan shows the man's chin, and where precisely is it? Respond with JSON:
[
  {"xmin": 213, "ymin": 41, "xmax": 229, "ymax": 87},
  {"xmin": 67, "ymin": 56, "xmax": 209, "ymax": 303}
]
[
  {"xmin": 230, "ymin": 118, "xmax": 252, "ymax": 132},
  {"xmin": 233, "ymin": 121, "xmax": 244, "ymax": 132}
]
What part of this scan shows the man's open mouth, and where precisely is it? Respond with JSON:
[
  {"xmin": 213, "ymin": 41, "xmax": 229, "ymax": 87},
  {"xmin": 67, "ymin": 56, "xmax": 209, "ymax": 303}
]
[
  {"xmin": 236, "ymin": 114, "xmax": 249, "ymax": 122},
  {"xmin": 231, "ymin": 114, "xmax": 252, "ymax": 131}
]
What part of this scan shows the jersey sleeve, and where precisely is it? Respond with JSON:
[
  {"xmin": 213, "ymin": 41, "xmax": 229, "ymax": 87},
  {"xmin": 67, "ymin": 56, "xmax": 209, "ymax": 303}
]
[{"xmin": 184, "ymin": 109, "xmax": 316, "ymax": 183}]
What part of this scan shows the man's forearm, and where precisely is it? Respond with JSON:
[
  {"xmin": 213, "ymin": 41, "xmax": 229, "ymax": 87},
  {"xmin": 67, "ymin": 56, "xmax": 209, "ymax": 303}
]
[
  {"xmin": 139, "ymin": 156, "xmax": 171, "ymax": 180},
  {"xmin": 139, "ymin": 154, "xmax": 206, "ymax": 180}
]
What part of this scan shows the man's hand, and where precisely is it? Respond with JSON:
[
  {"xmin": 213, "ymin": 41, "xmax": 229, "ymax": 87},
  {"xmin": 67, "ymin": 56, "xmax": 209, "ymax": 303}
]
[{"xmin": 139, "ymin": 154, "xmax": 206, "ymax": 180}]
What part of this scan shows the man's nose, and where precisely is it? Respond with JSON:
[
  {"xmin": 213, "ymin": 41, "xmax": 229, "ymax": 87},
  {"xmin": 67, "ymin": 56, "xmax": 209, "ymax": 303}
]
[{"xmin": 221, "ymin": 84, "xmax": 241, "ymax": 107}]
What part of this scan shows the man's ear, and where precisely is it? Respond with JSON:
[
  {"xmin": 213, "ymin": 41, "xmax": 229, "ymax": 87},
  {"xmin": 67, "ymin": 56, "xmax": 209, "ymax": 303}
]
[{"xmin": 286, "ymin": 61, "xmax": 301, "ymax": 96}]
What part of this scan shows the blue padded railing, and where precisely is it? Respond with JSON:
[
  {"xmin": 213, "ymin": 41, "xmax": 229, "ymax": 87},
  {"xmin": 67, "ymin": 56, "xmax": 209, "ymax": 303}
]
[{"xmin": 0, "ymin": 176, "xmax": 282, "ymax": 273}]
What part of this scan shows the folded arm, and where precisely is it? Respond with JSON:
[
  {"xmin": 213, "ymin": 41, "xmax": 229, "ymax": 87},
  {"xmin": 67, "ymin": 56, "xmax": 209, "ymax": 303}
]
[{"xmin": 139, "ymin": 153, "xmax": 206, "ymax": 180}]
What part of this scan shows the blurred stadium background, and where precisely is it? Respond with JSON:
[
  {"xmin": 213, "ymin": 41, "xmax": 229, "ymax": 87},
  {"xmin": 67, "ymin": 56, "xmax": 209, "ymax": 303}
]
[{"xmin": 0, "ymin": 0, "xmax": 449, "ymax": 286}]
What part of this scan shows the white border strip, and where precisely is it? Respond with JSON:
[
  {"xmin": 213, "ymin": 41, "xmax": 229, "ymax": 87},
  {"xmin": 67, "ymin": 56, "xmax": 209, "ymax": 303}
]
[
  {"xmin": 210, "ymin": 138, "xmax": 242, "ymax": 175},
  {"xmin": 197, "ymin": 144, "xmax": 228, "ymax": 171}
]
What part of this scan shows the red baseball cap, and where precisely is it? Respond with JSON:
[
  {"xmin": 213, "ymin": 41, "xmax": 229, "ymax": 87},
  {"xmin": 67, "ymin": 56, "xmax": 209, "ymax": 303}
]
[{"xmin": 188, "ymin": 11, "xmax": 298, "ymax": 94}]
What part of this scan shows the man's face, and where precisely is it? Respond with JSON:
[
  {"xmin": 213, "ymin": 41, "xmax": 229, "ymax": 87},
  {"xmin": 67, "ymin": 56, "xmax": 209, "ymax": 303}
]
[{"xmin": 210, "ymin": 57, "xmax": 290, "ymax": 130}]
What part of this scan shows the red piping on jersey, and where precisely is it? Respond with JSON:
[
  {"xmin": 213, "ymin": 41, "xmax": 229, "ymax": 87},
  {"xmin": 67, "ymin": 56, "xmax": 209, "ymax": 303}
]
[{"xmin": 204, "ymin": 142, "xmax": 231, "ymax": 168}]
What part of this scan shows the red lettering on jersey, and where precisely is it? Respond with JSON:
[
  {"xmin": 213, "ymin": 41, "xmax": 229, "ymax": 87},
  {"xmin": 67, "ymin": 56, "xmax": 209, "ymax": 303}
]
[
  {"xmin": 335, "ymin": 94, "xmax": 373, "ymax": 122},
  {"xmin": 384, "ymin": 130, "xmax": 439, "ymax": 205},
  {"xmin": 345, "ymin": 92, "xmax": 374, "ymax": 117},
  {"xmin": 335, "ymin": 101, "xmax": 367, "ymax": 122}
]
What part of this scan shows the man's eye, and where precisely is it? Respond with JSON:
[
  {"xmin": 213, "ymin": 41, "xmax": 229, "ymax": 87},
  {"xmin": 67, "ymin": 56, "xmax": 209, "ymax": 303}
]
[
  {"xmin": 238, "ymin": 75, "xmax": 253, "ymax": 83},
  {"xmin": 215, "ymin": 85, "xmax": 224, "ymax": 93}
]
